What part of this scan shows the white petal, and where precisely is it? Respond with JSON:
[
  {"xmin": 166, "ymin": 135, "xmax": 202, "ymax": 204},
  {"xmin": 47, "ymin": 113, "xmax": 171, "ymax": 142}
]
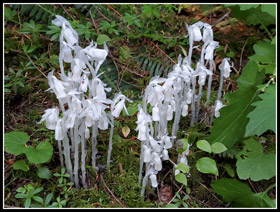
[
  {"xmin": 162, "ymin": 149, "xmax": 169, "ymax": 160},
  {"xmin": 152, "ymin": 153, "xmax": 162, "ymax": 171},
  {"xmin": 163, "ymin": 135, "xmax": 172, "ymax": 149},
  {"xmin": 149, "ymin": 136, "xmax": 162, "ymax": 153},
  {"xmin": 55, "ymin": 119, "xmax": 64, "ymax": 140},
  {"xmin": 181, "ymin": 104, "xmax": 188, "ymax": 117},
  {"xmin": 152, "ymin": 104, "xmax": 160, "ymax": 121},
  {"xmin": 85, "ymin": 128, "xmax": 90, "ymax": 139},
  {"xmin": 149, "ymin": 174, "xmax": 158, "ymax": 188},
  {"xmin": 143, "ymin": 146, "xmax": 151, "ymax": 163},
  {"xmin": 166, "ymin": 105, "xmax": 173, "ymax": 121}
]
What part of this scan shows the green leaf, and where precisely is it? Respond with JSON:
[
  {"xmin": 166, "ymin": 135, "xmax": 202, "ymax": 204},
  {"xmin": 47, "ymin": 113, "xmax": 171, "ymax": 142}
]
[
  {"xmin": 37, "ymin": 167, "xmax": 52, "ymax": 179},
  {"xmin": 4, "ymin": 132, "xmax": 30, "ymax": 156},
  {"xmin": 175, "ymin": 173, "xmax": 187, "ymax": 186},
  {"xmin": 261, "ymin": 4, "xmax": 276, "ymax": 17},
  {"xmin": 32, "ymin": 196, "xmax": 43, "ymax": 203},
  {"xmin": 165, "ymin": 204, "xmax": 178, "ymax": 208},
  {"xmin": 211, "ymin": 178, "xmax": 275, "ymax": 207},
  {"xmin": 249, "ymin": 40, "xmax": 275, "ymax": 74},
  {"xmin": 33, "ymin": 187, "xmax": 43, "ymax": 195},
  {"xmin": 121, "ymin": 125, "xmax": 130, "ymax": 138},
  {"xmin": 208, "ymin": 60, "xmax": 265, "ymax": 149},
  {"xmin": 15, "ymin": 193, "xmax": 27, "ymax": 198},
  {"xmin": 196, "ymin": 140, "xmax": 212, "ymax": 153},
  {"xmin": 96, "ymin": 34, "xmax": 111, "ymax": 45},
  {"xmin": 12, "ymin": 160, "xmax": 29, "ymax": 171},
  {"xmin": 245, "ymin": 85, "xmax": 276, "ymax": 136},
  {"xmin": 211, "ymin": 142, "xmax": 227, "ymax": 154},
  {"xmin": 175, "ymin": 163, "xmax": 189, "ymax": 173},
  {"xmin": 25, "ymin": 198, "xmax": 31, "ymax": 208},
  {"xmin": 196, "ymin": 157, "xmax": 218, "ymax": 176},
  {"xmin": 236, "ymin": 138, "xmax": 275, "ymax": 181},
  {"xmin": 176, "ymin": 138, "xmax": 188, "ymax": 154},
  {"xmin": 222, "ymin": 163, "xmax": 235, "ymax": 178},
  {"xmin": 23, "ymin": 141, "xmax": 53, "ymax": 164},
  {"xmin": 45, "ymin": 193, "xmax": 53, "ymax": 205}
]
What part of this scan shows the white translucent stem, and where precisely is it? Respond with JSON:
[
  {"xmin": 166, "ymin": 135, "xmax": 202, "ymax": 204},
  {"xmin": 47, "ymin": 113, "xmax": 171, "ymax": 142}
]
[
  {"xmin": 73, "ymin": 119, "xmax": 81, "ymax": 189},
  {"xmin": 80, "ymin": 122, "xmax": 87, "ymax": 188},
  {"xmin": 190, "ymin": 76, "xmax": 197, "ymax": 126},
  {"xmin": 91, "ymin": 123, "xmax": 98, "ymax": 169},
  {"xmin": 107, "ymin": 113, "xmax": 114, "ymax": 167},
  {"xmin": 195, "ymin": 84, "xmax": 203, "ymax": 123},
  {"xmin": 206, "ymin": 60, "xmax": 214, "ymax": 104},
  {"xmin": 57, "ymin": 140, "xmax": 64, "ymax": 167},
  {"xmin": 62, "ymin": 132, "xmax": 73, "ymax": 182}
]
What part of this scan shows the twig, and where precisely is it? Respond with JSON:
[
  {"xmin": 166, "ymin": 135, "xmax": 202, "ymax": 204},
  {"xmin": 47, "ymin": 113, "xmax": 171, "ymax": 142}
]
[
  {"xmin": 89, "ymin": 10, "xmax": 100, "ymax": 34},
  {"xmin": 167, "ymin": 184, "xmax": 184, "ymax": 204},
  {"xmin": 93, "ymin": 4, "xmax": 112, "ymax": 22},
  {"xmin": 100, "ymin": 173, "xmax": 126, "ymax": 208},
  {"xmin": 190, "ymin": 176, "xmax": 223, "ymax": 204},
  {"xmin": 211, "ymin": 9, "xmax": 231, "ymax": 27},
  {"xmin": 60, "ymin": 5, "xmax": 75, "ymax": 20},
  {"xmin": 106, "ymin": 4, "xmax": 122, "ymax": 17},
  {"xmin": 24, "ymin": 53, "xmax": 48, "ymax": 78},
  {"xmin": 239, "ymin": 38, "xmax": 248, "ymax": 73},
  {"xmin": 151, "ymin": 41, "xmax": 176, "ymax": 64}
]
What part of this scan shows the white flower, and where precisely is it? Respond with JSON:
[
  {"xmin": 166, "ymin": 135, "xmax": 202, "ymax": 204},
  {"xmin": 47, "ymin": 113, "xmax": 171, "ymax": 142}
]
[
  {"xmin": 198, "ymin": 71, "xmax": 207, "ymax": 85},
  {"xmin": 149, "ymin": 136, "xmax": 162, "ymax": 153},
  {"xmin": 219, "ymin": 58, "xmax": 233, "ymax": 78},
  {"xmin": 64, "ymin": 110, "xmax": 76, "ymax": 129},
  {"xmin": 181, "ymin": 104, "xmax": 188, "ymax": 117},
  {"xmin": 152, "ymin": 152, "xmax": 162, "ymax": 171},
  {"xmin": 202, "ymin": 23, "xmax": 213, "ymax": 43},
  {"xmin": 162, "ymin": 135, "xmax": 172, "ymax": 149},
  {"xmin": 61, "ymin": 23, "xmax": 78, "ymax": 46},
  {"xmin": 186, "ymin": 89, "xmax": 193, "ymax": 104},
  {"xmin": 83, "ymin": 41, "xmax": 108, "ymax": 61},
  {"xmin": 205, "ymin": 41, "xmax": 219, "ymax": 60},
  {"xmin": 149, "ymin": 174, "xmax": 158, "ymax": 188},
  {"xmin": 147, "ymin": 85, "xmax": 164, "ymax": 107},
  {"xmin": 47, "ymin": 75, "xmax": 68, "ymax": 99},
  {"xmin": 215, "ymin": 100, "xmax": 224, "ymax": 117},
  {"xmin": 112, "ymin": 98, "xmax": 126, "ymax": 118},
  {"xmin": 162, "ymin": 148, "xmax": 169, "ymax": 160},
  {"xmin": 85, "ymin": 128, "xmax": 90, "ymax": 139},
  {"xmin": 98, "ymin": 111, "xmax": 109, "ymax": 130},
  {"xmin": 143, "ymin": 145, "xmax": 151, "ymax": 163},
  {"xmin": 71, "ymin": 58, "xmax": 86, "ymax": 82},
  {"xmin": 137, "ymin": 123, "xmax": 147, "ymax": 141},
  {"xmin": 166, "ymin": 104, "xmax": 174, "ymax": 121},
  {"xmin": 79, "ymin": 74, "xmax": 89, "ymax": 92},
  {"xmin": 152, "ymin": 104, "xmax": 160, "ymax": 121},
  {"xmin": 38, "ymin": 107, "xmax": 59, "ymax": 130},
  {"xmin": 55, "ymin": 119, "xmax": 64, "ymax": 140}
]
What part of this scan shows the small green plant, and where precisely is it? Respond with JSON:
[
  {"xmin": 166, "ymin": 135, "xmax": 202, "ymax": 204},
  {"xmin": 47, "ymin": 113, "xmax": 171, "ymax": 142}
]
[
  {"xmin": 4, "ymin": 131, "xmax": 53, "ymax": 179},
  {"xmin": 53, "ymin": 168, "xmax": 74, "ymax": 199},
  {"xmin": 165, "ymin": 193, "xmax": 189, "ymax": 208},
  {"xmin": 15, "ymin": 184, "xmax": 44, "ymax": 208}
]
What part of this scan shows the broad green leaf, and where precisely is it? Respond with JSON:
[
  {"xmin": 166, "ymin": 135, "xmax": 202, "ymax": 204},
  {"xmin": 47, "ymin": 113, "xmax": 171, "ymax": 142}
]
[
  {"xmin": 196, "ymin": 140, "xmax": 211, "ymax": 153},
  {"xmin": 24, "ymin": 141, "xmax": 53, "ymax": 164},
  {"xmin": 196, "ymin": 157, "xmax": 218, "ymax": 176},
  {"xmin": 211, "ymin": 178, "xmax": 275, "ymax": 207},
  {"xmin": 175, "ymin": 173, "xmax": 187, "ymax": 186},
  {"xmin": 96, "ymin": 34, "xmax": 111, "ymax": 45},
  {"xmin": 45, "ymin": 193, "xmax": 53, "ymax": 205},
  {"xmin": 15, "ymin": 193, "xmax": 27, "ymax": 198},
  {"xmin": 237, "ymin": 154, "xmax": 275, "ymax": 181},
  {"xmin": 208, "ymin": 61, "xmax": 265, "ymax": 149},
  {"xmin": 261, "ymin": 4, "xmax": 276, "ymax": 17},
  {"xmin": 37, "ymin": 166, "xmax": 52, "ymax": 179},
  {"xmin": 122, "ymin": 125, "xmax": 130, "ymax": 138},
  {"xmin": 245, "ymin": 85, "xmax": 276, "ymax": 136},
  {"xmin": 4, "ymin": 132, "xmax": 30, "ymax": 156},
  {"xmin": 175, "ymin": 163, "xmax": 189, "ymax": 173},
  {"xmin": 236, "ymin": 138, "xmax": 275, "ymax": 181},
  {"xmin": 33, "ymin": 187, "xmax": 44, "ymax": 195},
  {"xmin": 12, "ymin": 160, "xmax": 29, "ymax": 171},
  {"xmin": 249, "ymin": 40, "xmax": 275, "ymax": 74},
  {"xmin": 222, "ymin": 163, "xmax": 235, "ymax": 178},
  {"xmin": 211, "ymin": 142, "xmax": 227, "ymax": 154}
]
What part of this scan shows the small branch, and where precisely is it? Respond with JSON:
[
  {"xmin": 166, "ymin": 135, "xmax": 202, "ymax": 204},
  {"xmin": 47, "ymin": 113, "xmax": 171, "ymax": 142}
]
[
  {"xmin": 89, "ymin": 10, "xmax": 100, "ymax": 34},
  {"xmin": 239, "ymin": 38, "xmax": 248, "ymax": 73},
  {"xmin": 211, "ymin": 9, "xmax": 231, "ymax": 27},
  {"xmin": 151, "ymin": 41, "xmax": 176, "ymax": 64},
  {"xmin": 100, "ymin": 173, "xmax": 126, "ymax": 208},
  {"xmin": 106, "ymin": 4, "xmax": 122, "ymax": 18},
  {"xmin": 93, "ymin": 4, "xmax": 112, "ymax": 22},
  {"xmin": 60, "ymin": 5, "xmax": 75, "ymax": 20},
  {"xmin": 167, "ymin": 184, "xmax": 184, "ymax": 204}
]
